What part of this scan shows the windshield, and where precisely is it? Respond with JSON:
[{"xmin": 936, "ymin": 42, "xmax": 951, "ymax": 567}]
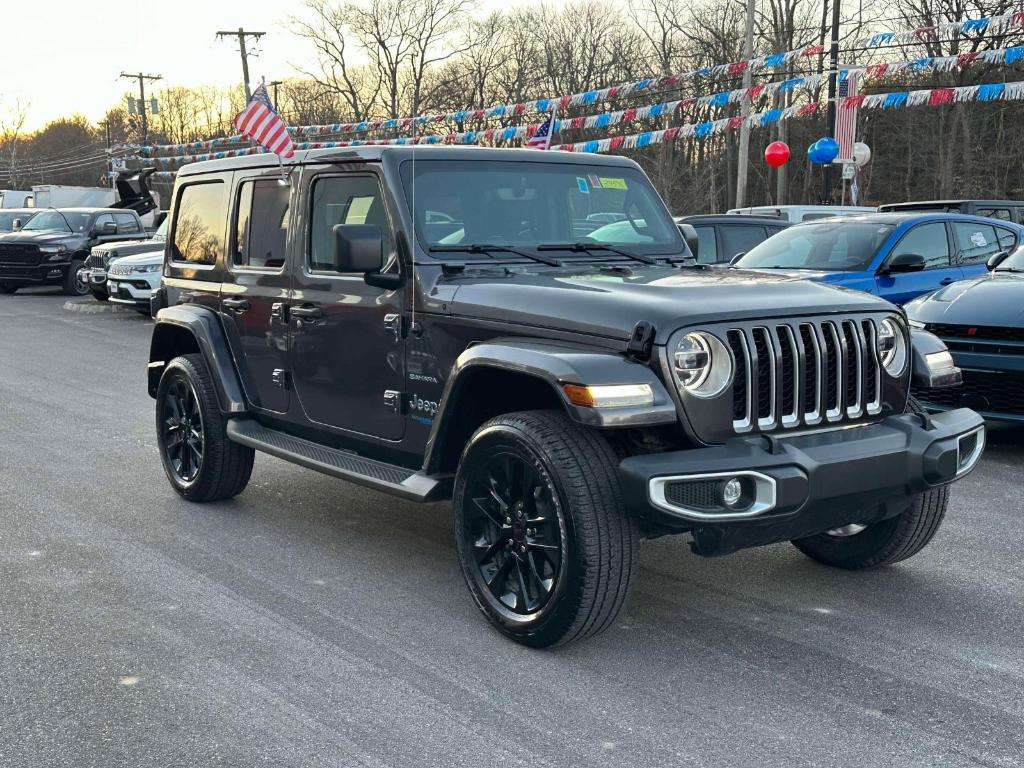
[
  {"xmin": 152, "ymin": 217, "xmax": 168, "ymax": 240},
  {"xmin": 0, "ymin": 212, "xmax": 33, "ymax": 232},
  {"xmin": 400, "ymin": 160, "xmax": 684, "ymax": 257},
  {"xmin": 22, "ymin": 210, "xmax": 91, "ymax": 233},
  {"xmin": 735, "ymin": 221, "xmax": 895, "ymax": 271},
  {"xmin": 996, "ymin": 245, "xmax": 1024, "ymax": 271}
]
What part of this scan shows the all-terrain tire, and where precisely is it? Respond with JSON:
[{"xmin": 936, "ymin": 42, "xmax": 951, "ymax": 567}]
[
  {"xmin": 453, "ymin": 410, "xmax": 639, "ymax": 647},
  {"xmin": 62, "ymin": 258, "xmax": 89, "ymax": 296},
  {"xmin": 156, "ymin": 353, "xmax": 254, "ymax": 502},
  {"xmin": 791, "ymin": 396, "xmax": 950, "ymax": 569}
]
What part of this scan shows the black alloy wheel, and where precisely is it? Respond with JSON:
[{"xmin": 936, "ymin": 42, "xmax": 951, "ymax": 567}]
[
  {"xmin": 462, "ymin": 450, "xmax": 566, "ymax": 618},
  {"xmin": 161, "ymin": 377, "xmax": 204, "ymax": 484}
]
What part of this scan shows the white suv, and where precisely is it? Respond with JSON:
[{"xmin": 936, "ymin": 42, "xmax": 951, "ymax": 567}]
[{"xmin": 106, "ymin": 249, "xmax": 163, "ymax": 315}]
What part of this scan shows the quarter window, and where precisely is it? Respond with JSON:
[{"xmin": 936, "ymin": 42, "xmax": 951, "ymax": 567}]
[
  {"xmin": 889, "ymin": 223, "xmax": 949, "ymax": 269},
  {"xmin": 952, "ymin": 222, "xmax": 1000, "ymax": 265},
  {"xmin": 720, "ymin": 225, "xmax": 768, "ymax": 261},
  {"xmin": 693, "ymin": 226, "xmax": 717, "ymax": 264},
  {"xmin": 234, "ymin": 179, "xmax": 290, "ymax": 269},
  {"xmin": 171, "ymin": 182, "xmax": 226, "ymax": 266},
  {"xmin": 995, "ymin": 226, "xmax": 1017, "ymax": 251},
  {"xmin": 309, "ymin": 176, "xmax": 393, "ymax": 273}
]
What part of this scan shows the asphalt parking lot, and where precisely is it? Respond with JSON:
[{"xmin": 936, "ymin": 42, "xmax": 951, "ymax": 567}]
[{"xmin": 1, "ymin": 289, "xmax": 1023, "ymax": 768}]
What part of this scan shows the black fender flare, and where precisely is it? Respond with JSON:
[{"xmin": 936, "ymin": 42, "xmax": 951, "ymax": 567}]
[
  {"xmin": 147, "ymin": 304, "xmax": 248, "ymax": 414},
  {"xmin": 910, "ymin": 328, "xmax": 962, "ymax": 389},
  {"xmin": 423, "ymin": 338, "xmax": 677, "ymax": 474}
]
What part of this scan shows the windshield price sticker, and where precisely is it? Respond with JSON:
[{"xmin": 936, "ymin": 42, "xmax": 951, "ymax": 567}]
[
  {"xmin": 598, "ymin": 177, "xmax": 628, "ymax": 190},
  {"xmin": 970, "ymin": 231, "xmax": 988, "ymax": 247},
  {"xmin": 576, "ymin": 177, "xmax": 590, "ymax": 194}
]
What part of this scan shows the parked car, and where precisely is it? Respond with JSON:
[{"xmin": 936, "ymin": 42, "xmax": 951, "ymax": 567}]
[
  {"xmin": 0, "ymin": 208, "xmax": 150, "ymax": 295},
  {"xmin": 732, "ymin": 213, "xmax": 1024, "ymax": 304},
  {"xmin": 905, "ymin": 245, "xmax": 1024, "ymax": 423},
  {"xmin": 82, "ymin": 217, "xmax": 165, "ymax": 301},
  {"xmin": 146, "ymin": 146, "xmax": 982, "ymax": 648},
  {"xmin": 726, "ymin": 204, "xmax": 875, "ymax": 223},
  {"xmin": 106, "ymin": 248, "xmax": 163, "ymax": 315},
  {"xmin": 0, "ymin": 209, "xmax": 36, "ymax": 233},
  {"xmin": 0, "ymin": 190, "xmax": 32, "ymax": 209},
  {"xmin": 878, "ymin": 199, "xmax": 1024, "ymax": 225},
  {"xmin": 675, "ymin": 214, "xmax": 789, "ymax": 264}
]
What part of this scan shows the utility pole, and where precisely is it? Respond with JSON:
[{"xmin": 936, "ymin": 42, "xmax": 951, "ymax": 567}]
[
  {"xmin": 821, "ymin": 0, "xmax": 842, "ymax": 204},
  {"xmin": 119, "ymin": 71, "xmax": 162, "ymax": 144},
  {"xmin": 734, "ymin": 0, "xmax": 756, "ymax": 209},
  {"xmin": 217, "ymin": 28, "xmax": 265, "ymax": 100},
  {"xmin": 268, "ymin": 80, "xmax": 284, "ymax": 110}
]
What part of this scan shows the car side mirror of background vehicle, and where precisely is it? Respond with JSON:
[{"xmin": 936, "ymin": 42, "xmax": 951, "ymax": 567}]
[
  {"xmin": 94, "ymin": 220, "xmax": 117, "ymax": 237},
  {"xmin": 884, "ymin": 252, "xmax": 927, "ymax": 274},
  {"xmin": 677, "ymin": 223, "xmax": 700, "ymax": 260},
  {"xmin": 729, "ymin": 252, "xmax": 746, "ymax": 267},
  {"xmin": 11, "ymin": 218, "xmax": 21, "ymax": 231},
  {"xmin": 986, "ymin": 250, "xmax": 1009, "ymax": 271}
]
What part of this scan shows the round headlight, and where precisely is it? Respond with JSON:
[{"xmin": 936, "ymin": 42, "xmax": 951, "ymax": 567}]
[
  {"xmin": 674, "ymin": 332, "xmax": 732, "ymax": 397},
  {"xmin": 878, "ymin": 317, "xmax": 908, "ymax": 376}
]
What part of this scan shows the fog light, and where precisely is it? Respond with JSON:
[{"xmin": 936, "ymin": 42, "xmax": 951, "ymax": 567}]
[
  {"xmin": 721, "ymin": 478, "xmax": 743, "ymax": 507},
  {"xmin": 719, "ymin": 476, "xmax": 754, "ymax": 510}
]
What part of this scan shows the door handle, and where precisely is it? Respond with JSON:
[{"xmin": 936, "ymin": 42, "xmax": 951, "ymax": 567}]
[
  {"xmin": 223, "ymin": 297, "xmax": 250, "ymax": 312},
  {"xmin": 939, "ymin": 277, "xmax": 954, "ymax": 285},
  {"xmin": 290, "ymin": 304, "xmax": 322, "ymax": 321}
]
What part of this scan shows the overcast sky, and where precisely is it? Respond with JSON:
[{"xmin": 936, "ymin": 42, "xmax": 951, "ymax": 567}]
[{"xmin": 7, "ymin": 0, "xmax": 534, "ymax": 131}]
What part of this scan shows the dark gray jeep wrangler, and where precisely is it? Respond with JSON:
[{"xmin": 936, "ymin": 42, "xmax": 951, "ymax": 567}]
[{"xmin": 147, "ymin": 146, "xmax": 984, "ymax": 647}]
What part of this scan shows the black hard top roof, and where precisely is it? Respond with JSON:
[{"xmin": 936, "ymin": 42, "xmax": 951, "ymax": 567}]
[
  {"xmin": 676, "ymin": 214, "xmax": 792, "ymax": 225},
  {"xmin": 177, "ymin": 144, "xmax": 641, "ymax": 176}
]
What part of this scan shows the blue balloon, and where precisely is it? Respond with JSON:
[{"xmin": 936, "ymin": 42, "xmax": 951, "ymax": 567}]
[{"xmin": 808, "ymin": 137, "xmax": 840, "ymax": 164}]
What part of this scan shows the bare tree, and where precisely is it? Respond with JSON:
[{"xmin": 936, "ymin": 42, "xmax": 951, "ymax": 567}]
[{"xmin": 0, "ymin": 99, "xmax": 30, "ymax": 190}]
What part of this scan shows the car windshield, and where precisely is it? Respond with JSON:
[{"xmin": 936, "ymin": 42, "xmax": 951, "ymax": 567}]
[
  {"xmin": 735, "ymin": 221, "xmax": 895, "ymax": 271},
  {"xmin": 21, "ymin": 210, "xmax": 91, "ymax": 233},
  {"xmin": 0, "ymin": 212, "xmax": 33, "ymax": 232},
  {"xmin": 152, "ymin": 217, "xmax": 168, "ymax": 240},
  {"xmin": 400, "ymin": 159, "xmax": 684, "ymax": 258},
  {"xmin": 996, "ymin": 245, "xmax": 1024, "ymax": 271}
]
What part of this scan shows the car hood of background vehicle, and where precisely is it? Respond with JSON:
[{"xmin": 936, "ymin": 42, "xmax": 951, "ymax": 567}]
[
  {"xmin": 112, "ymin": 250, "xmax": 163, "ymax": 267},
  {"xmin": 741, "ymin": 267, "xmax": 850, "ymax": 283},
  {"xmin": 0, "ymin": 230, "xmax": 82, "ymax": 246},
  {"xmin": 906, "ymin": 272, "xmax": 1024, "ymax": 328},
  {"xmin": 439, "ymin": 264, "xmax": 887, "ymax": 343},
  {"xmin": 93, "ymin": 237, "xmax": 155, "ymax": 255}
]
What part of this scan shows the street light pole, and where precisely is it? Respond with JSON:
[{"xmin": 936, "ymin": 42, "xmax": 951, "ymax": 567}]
[
  {"xmin": 821, "ymin": 0, "xmax": 842, "ymax": 204},
  {"xmin": 217, "ymin": 28, "xmax": 265, "ymax": 101},
  {"xmin": 119, "ymin": 72, "xmax": 162, "ymax": 145}
]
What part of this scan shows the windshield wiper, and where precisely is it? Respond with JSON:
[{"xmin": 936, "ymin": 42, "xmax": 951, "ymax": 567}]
[
  {"xmin": 429, "ymin": 244, "xmax": 563, "ymax": 267},
  {"xmin": 537, "ymin": 242, "xmax": 662, "ymax": 265}
]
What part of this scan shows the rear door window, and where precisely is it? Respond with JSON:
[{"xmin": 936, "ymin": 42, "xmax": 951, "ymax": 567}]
[
  {"xmin": 889, "ymin": 222, "xmax": 950, "ymax": 269},
  {"xmin": 952, "ymin": 222, "xmax": 1000, "ymax": 265},
  {"xmin": 976, "ymin": 207, "xmax": 1012, "ymax": 221},
  {"xmin": 234, "ymin": 179, "xmax": 290, "ymax": 269},
  {"xmin": 171, "ymin": 181, "xmax": 227, "ymax": 266},
  {"xmin": 720, "ymin": 225, "xmax": 768, "ymax": 260},
  {"xmin": 114, "ymin": 212, "xmax": 141, "ymax": 234}
]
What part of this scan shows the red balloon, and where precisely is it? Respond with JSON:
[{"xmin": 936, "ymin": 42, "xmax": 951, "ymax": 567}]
[{"xmin": 764, "ymin": 141, "xmax": 791, "ymax": 167}]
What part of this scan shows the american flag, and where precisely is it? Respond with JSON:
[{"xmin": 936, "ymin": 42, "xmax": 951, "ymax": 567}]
[
  {"xmin": 527, "ymin": 112, "xmax": 555, "ymax": 149},
  {"xmin": 835, "ymin": 71, "xmax": 859, "ymax": 162},
  {"xmin": 233, "ymin": 84, "xmax": 295, "ymax": 158}
]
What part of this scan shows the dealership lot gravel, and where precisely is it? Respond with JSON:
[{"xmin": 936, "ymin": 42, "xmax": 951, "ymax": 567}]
[{"xmin": 2, "ymin": 291, "xmax": 1023, "ymax": 768}]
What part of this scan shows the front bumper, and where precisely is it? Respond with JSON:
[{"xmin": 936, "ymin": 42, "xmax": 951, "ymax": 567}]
[
  {"xmin": 0, "ymin": 263, "xmax": 68, "ymax": 285},
  {"xmin": 620, "ymin": 408, "xmax": 985, "ymax": 557},
  {"xmin": 107, "ymin": 277, "xmax": 156, "ymax": 307}
]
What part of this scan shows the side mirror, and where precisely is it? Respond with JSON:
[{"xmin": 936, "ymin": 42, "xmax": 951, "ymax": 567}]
[
  {"xmin": 729, "ymin": 252, "xmax": 746, "ymax": 267},
  {"xmin": 987, "ymin": 250, "xmax": 1009, "ymax": 271},
  {"xmin": 332, "ymin": 223, "xmax": 384, "ymax": 274},
  {"xmin": 11, "ymin": 218, "xmax": 21, "ymax": 231},
  {"xmin": 94, "ymin": 220, "xmax": 117, "ymax": 237},
  {"xmin": 677, "ymin": 223, "xmax": 699, "ymax": 260},
  {"xmin": 885, "ymin": 252, "xmax": 927, "ymax": 274}
]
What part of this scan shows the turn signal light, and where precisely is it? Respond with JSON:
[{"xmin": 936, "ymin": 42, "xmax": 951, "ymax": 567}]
[{"xmin": 562, "ymin": 383, "xmax": 654, "ymax": 408}]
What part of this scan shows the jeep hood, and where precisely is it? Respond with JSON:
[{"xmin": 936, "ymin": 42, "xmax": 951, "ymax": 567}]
[
  {"xmin": 93, "ymin": 237, "xmax": 154, "ymax": 254},
  {"xmin": 113, "ymin": 249, "xmax": 164, "ymax": 266},
  {"xmin": 905, "ymin": 272, "xmax": 1024, "ymax": 328},
  {"xmin": 437, "ymin": 265, "xmax": 890, "ymax": 343}
]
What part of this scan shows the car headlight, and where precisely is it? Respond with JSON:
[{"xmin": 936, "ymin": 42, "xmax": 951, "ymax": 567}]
[
  {"xmin": 907, "ymin": 319, "xmax": 926, "ymax": 330},
  {"xmin": 878, "ymin": 317, "xmax": 908, "ymax": 376},
  {"xmin": 40, "ymin": 245, "xmax": 67, "ymax": 260},
  {"xmin": 131, "ymin": 264, "xmax": 162, "ymax": 274},
  {"xmin": 674, "ymin": 331, "xmax": 732, "ymax": 397}
]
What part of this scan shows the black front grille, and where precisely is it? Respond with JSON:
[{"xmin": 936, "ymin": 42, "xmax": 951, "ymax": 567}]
[
  {"xmin": 664, "ymin": 479, "xmax": 720, "ymax": 511},
  {"xmin": 86, "ymin": 252, "xmax": 105, "ymax": 269},
  {"xmin": 724, "ymin": 317, "xmax": 884, "ymax": 434},
  {"xmin": 927, "ymin": 323, "xmax": 1024, "ymax": 342},
  {"xmin": 0, "ymin": 244, "xmax": 40, "ymax": 266},
  {"xmin": 913, "ymin": 370, "xmax": 1024, "ymax": 416}
]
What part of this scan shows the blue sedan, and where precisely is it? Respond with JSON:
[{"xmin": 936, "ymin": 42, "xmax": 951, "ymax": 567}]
[{"xmin": 733, "ymin": 213, "xmax": 1024, "ymax": 304}]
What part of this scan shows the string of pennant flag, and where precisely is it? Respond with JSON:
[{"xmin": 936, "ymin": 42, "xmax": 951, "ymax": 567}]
[{"xmin": 129, "ymin": 10, "xmax": 1024, "ymax": 158}]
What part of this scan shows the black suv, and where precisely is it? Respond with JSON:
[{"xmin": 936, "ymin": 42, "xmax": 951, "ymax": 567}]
[
  {"xmin": 0, "ymin": 208, "xmax": 148, "ymax": 295},
  {"xmin": 147, "ymin": 147, "xmax": 984, "ymax": 647}
]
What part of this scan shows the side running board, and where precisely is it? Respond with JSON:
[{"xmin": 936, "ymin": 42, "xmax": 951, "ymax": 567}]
[{"xmin": 226, "ymin": 418, "xmax": 451, "ymax": 502}]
